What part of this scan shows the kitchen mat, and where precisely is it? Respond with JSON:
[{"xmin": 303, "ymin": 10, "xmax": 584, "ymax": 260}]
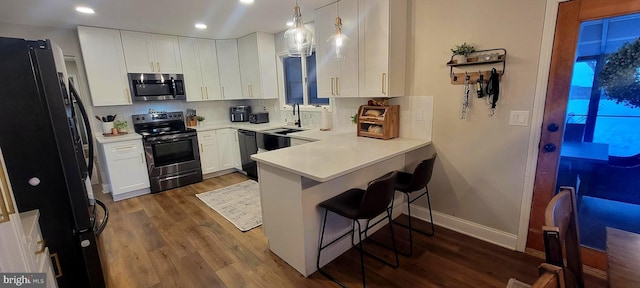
[{"xmin": 195, "ymin": 180, "xmax": 261, "ymax": 232}]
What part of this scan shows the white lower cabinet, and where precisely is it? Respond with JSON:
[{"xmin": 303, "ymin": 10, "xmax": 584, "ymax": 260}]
[
  {"xmin": 198, "ymin": 129, "xmax": 241, "ymax": 175},
  {"xmin": 216, "ymin": 129, "xmax": 241, "ymax": 170},
  {"xmin": 97, "ymin": 139, "xmax": 150, "ymax": 201},
  {"xmin": 198, "ymin": 131, "xmax": 220, "ymax": 174}
]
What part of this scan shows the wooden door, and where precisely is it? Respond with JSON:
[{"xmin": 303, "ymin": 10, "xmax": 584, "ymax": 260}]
[{"xmin": 527, "ymin": 0, "xmax": 640, "ymax": 271}]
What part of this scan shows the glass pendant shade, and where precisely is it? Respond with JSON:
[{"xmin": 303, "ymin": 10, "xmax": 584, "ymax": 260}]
[
  {"xmin": 285, "ymin": 4, "xmax": 313, "ymax": 57},
  {"xmin": 327, "ymin": 16, "xmax": 349, "ymax": 59}
]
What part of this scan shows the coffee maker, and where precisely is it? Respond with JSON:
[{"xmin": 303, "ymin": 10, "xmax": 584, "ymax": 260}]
[{"xmin": 230, "ymin": 106, "xmax": 251, "ymax": 122}]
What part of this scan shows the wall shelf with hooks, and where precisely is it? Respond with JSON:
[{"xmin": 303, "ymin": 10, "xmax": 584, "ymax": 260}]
[{"xmin": 447, "ymin": 48, "xmax": 507, "ymax": 85}]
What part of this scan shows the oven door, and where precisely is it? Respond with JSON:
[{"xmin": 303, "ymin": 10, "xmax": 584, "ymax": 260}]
[{"xmin": 144, "ymin": 133, "xmax": 201, "ymax": 178}]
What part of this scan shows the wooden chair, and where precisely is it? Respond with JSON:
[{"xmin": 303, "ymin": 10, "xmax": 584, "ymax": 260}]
[
  {"xmin": 543, "ymin": 186, "xmax": 584, "ymax": 288},
  {"xmin": 506, "ymin": 263, "xmax": 565, "ymax": 288}
]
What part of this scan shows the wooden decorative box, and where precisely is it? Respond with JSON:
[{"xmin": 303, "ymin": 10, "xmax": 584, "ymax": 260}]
[{"xmin": 357, "ymin": 105, "xmax": 399, "ymax": 140}]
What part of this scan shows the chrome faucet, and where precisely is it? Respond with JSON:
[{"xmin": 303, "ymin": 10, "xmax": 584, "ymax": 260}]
[{"xmin": 292, "ymin": 103, "xmax": 301, "ymax": 127}]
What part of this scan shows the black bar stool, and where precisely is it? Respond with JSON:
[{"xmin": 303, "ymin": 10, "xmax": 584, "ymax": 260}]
[
  {"xmin": 393, "ymin": 153, "xmax": 437, "ymax": 256},
  {"xmin": 316, "ymin": 171, "xmax": 399, "ymax": 288}
]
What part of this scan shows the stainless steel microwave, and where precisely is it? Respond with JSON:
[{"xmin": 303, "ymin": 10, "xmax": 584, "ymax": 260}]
[{"xmin": 128, "ymin": 73, "xmax": 186, "ymax": 101}]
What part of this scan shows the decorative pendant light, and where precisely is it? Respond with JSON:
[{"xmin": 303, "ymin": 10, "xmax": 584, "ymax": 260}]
[
  {"xmin": 284, "ymin": 1, "xmax": 313, "ymax": 57},
  {"xmin": 326, "ymin": 3, "xmax": 348, "ymax": 59}
]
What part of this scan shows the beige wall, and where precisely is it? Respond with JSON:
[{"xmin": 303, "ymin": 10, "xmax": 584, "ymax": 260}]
[{"xmin": 407, "ymin": 0, "xmax": 546, "ymax": 235}]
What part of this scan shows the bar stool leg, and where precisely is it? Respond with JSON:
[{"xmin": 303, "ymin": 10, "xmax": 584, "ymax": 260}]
[
  {"xmin": 393, "ymin": 188, "xmax": 435, "ymax": 256},
  {"xmin": 317, "ymin": 210, "xmax": 348, "ymax": 288},
  {"xmin": 355, "ymin": 220, "xmax": 366, "ymax": 288}
]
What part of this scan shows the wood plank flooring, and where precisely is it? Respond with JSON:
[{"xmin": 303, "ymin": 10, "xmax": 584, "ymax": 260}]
[{"xmin": 95, "ymin": 172, "xmax": 607, "ymax": 287}]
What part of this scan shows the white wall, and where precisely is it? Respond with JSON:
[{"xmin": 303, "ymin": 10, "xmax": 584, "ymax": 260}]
[{"xmin": 406, "ymin": 0, "xmax": 546, "ymax": 238}]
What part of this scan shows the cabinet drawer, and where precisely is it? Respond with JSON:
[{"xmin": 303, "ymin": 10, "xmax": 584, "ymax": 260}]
[
  {"xmin": 198, "ymin": 131, "xmax": 216, "ymax": 142},
  {"xmin": 107, "ymin": 142, "xmax": 141, "ymax": 154}
]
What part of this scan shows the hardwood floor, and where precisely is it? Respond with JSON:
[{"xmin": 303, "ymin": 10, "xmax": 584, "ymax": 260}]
[{"xmin": 95, "ymin": 173, "xmax": 606, "ymax": 287}]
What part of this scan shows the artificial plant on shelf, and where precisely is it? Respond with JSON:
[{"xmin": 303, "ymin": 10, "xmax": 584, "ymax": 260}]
[{"xmin": 451, "ymin": 42, "xmax": 475, "ymax": 64}]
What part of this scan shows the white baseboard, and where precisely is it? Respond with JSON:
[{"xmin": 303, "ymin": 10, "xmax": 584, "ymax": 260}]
[{"xmin": 407, "ymin": 204, "xmax": 518, "ymax": 250}]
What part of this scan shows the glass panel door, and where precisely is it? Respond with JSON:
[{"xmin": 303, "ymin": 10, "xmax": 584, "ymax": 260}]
[{"xmin": 558, "ymin": 13, "xmax": 640, "ymax": 251}]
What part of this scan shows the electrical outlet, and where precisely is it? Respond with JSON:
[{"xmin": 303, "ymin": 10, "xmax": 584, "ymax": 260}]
[{"xmin": 509, "ymin": 110, "xmax": 530, "ymax": 126}]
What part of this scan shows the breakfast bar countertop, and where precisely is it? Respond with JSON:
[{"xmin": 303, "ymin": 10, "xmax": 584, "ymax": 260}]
[{"xmin": 251, "ymin": 133, "xmax": 431, "ymax": 182}]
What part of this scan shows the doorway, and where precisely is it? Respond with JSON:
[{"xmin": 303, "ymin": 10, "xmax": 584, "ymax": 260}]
[{"xmin": 527, "ymin": 0, "xmax": 640, "ymax": 271}]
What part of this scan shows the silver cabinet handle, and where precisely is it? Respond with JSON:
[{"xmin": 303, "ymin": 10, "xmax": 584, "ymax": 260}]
[
  {"xmin": 382, "ymin": 73, "xmax": 387, "ymax": 95},
  {"xmin": 331, "ymin": 78, "xmax": 335, "ymax": 95}
]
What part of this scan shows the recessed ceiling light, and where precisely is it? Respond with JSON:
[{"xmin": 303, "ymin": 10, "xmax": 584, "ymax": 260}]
[
  {"xmin": 240, "ymin": 0, "xmax": 254, "ymax": 4},
  {"xmin": 75, "ymin": 6, "xmax": 95, "ymax": 14},
  {"xmin": 286, "ymin": 21, "xmax": 294, "ymax": 27},
  {"xmin": 195, "ymin": 23, "xmax": 207, "ymax": 30}
]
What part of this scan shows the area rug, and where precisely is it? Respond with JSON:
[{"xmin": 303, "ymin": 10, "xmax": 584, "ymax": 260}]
[{"xmin": 195, "ymin": 180, "xmax": 262, "ymax": 232}]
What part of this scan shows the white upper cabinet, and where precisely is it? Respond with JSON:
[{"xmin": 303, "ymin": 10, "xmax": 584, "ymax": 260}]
[
  {"xmin": 179, "ymin": 37, "xmax": 222, "ymax": 101},
  {"xmin": 358, "ymin": 0, "xmax": 407, "ymax": 98},
  {"xmin": 315, "ymin": 0, "xmax": 359, "ymax": 98},
  {"xmin": 77, "ymin": 26, "xmax": 131, "ymax": 106},
  {"xmin": 121, "ymin": 31, "xmax": 182, "ymax": 74},
  {"xmin": 216, "ymin": 39, "xmax": 244, "ymax": 100},
  {"xmin": 238, "ymin": 32, "xmax": 278, "ymax": 99}
]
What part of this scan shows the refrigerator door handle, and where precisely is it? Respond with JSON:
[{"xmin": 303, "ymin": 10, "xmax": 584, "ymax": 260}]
[
  {"xmin": 94, "ymin": 199, "xmax": 109, "ymax": 236},
  {"xmin": 68, "ymin": 80, "xmax": 94, "ymax": 178}
]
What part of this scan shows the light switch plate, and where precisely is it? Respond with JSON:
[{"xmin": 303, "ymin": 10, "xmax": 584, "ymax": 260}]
[{"xmin": 509, "ymin": 110, "xmax": 530, "ymax": 126}]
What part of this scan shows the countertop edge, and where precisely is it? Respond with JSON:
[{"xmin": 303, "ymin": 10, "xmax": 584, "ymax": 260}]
[{"xmin": 253, "ymin": 140, "xmax": 432, "ymax": 182}]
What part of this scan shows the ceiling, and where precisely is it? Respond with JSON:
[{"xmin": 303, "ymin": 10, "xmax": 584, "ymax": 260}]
[{"xmin": 0, "ymin": 0, "xmax": 332, "ymax": 39}]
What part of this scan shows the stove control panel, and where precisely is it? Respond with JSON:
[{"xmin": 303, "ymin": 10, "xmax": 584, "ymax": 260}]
[{"xmin": 132, "ymin": 111, "xmax": 183, "ymax": 124}]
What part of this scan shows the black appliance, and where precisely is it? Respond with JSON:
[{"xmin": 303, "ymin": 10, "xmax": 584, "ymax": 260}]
[
  {"xmin": 249, "ymin": 112, "xmax": 270, "ymax": 124},
  {"xmin": 128, "ymin": 73, "xmax": 186, "ymax": 101},
  {"xmin": 132, "ymin": 112, "xmax": 203, "ymax": 192},
  {"xmin": 230, "ymin": 105, "xmax": 251, "ymax": 122},
  {"xmin": 237, "ymin": 130, "xmax": 258, "ymax": 179},
  {"xmin": 0, "ymin": 38, "xmax": 107, "ymax": 287}
]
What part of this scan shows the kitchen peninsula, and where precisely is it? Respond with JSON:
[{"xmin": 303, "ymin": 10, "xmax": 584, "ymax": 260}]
[{"xmin": 251, "ymin": 132, "xmax": 432, "ymax": 276}]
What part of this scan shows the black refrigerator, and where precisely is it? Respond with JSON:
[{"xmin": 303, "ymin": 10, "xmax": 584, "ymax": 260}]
[{"xmin": 0, "ymin": 37, "xmax": 107, "ymax": 287}]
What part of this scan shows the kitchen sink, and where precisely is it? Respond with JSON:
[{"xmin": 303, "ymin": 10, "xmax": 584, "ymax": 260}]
[{"xmin": 263, "ymin": 127, "xmax": 305, "ymax": 135}]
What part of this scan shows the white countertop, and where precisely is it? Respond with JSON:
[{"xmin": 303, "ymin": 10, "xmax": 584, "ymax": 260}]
[
  {"xmin": 94, "ymin": 132, "xmax": 142, "ymax": 144},
  {"xmin": 251, "ymin": 133, "xmax": 431, "ymax": 182}
]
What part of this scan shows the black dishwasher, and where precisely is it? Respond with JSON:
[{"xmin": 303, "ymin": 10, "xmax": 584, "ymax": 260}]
[{"xmin": 237, "ymin": 129, "xmax": 258, "ymax": 179}]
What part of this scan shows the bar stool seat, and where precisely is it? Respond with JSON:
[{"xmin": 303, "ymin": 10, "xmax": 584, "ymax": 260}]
[
  {"xmin": 393, "ymin": 153, "xmax": 437, "ymax": 256},
  {"xmin": 316, "ymin": 171, "xmax": 399, "ymax": 288}
]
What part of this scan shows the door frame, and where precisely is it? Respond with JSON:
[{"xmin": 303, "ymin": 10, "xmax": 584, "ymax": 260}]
[
  {"xmin": 517, "ymin": 0, "xmax": 640, "ymax": 270},
  {"xmin": 516, "ymin": 0, "xmax": 570, "ymax": 252}
]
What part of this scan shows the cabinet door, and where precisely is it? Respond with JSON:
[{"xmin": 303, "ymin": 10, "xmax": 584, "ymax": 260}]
[
  {"xmin": 358, "ymin": 0, "xmax": 390, "ymax": 98},
  {"xmin": 256, "ymin": 33, "xmax": 278, "ymax": 99},
  {"xmin": 78, "ymin": 27, "xmax": 131, "ymax": 106},
  {"xmin": 314, "ymin": 3, "xmax": 340, "ymax": 98},
  {"xmin": 197, "ymin": 39, "xmax": 222, "ymax": 100},
  {"xmin": 216, "ymin": 40, "xmax": 244, "ymax": 100},
  {"xmin": 238, "ymin": 33, "xmax": 260, "ymax": 99},
  {"xmin": 216, "ymin": 129, "xmax": 240, "ymax": 170},
  {"xmin": 151, "ymin": 34, "xmax": 182, "ymax": 73},
  {"xmin": 315, "ymin": 0, "xmax": 358, "ymax": 98},
  {"xmin": 121, "ymin": 31, "xmax": 156, "ymax": 73},
  {"xmin": 198, "ymin": 132, "xmax": 220, "ymax": 174},
  {"xmin": 105, "ymin": 141, "xmax": 150, "ymax": 195},
  {"xmin": 179, "ymin": 37, "xmax": 205, "ymax": 101},
  {"xmin": 359, "ymin": 0, "xmax": 406, "ymax": 97},
  {"xmin": 337, "ymin": 0, "xmax": 359, "ymax": 97}
]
